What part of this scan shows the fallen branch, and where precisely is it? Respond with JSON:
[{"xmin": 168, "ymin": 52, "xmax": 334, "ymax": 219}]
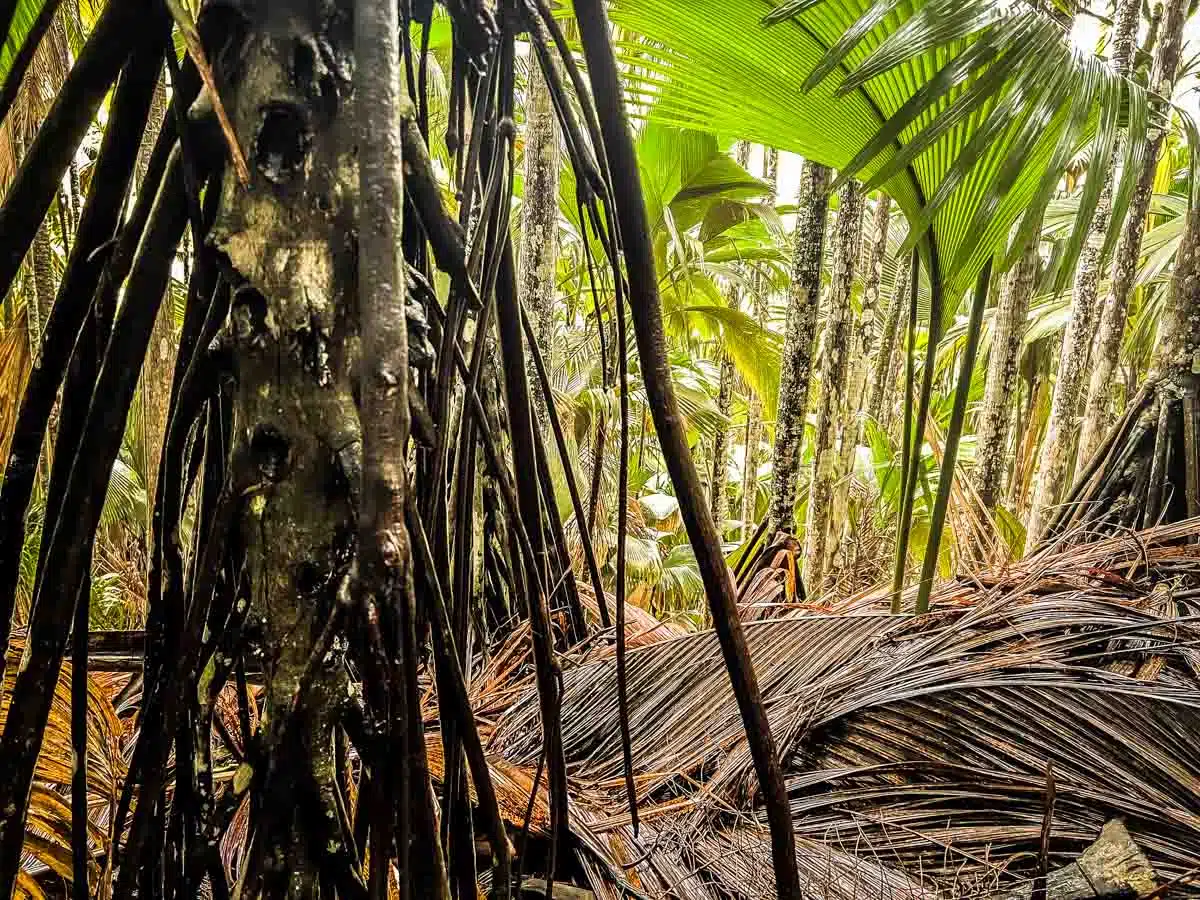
[
  {"xmin": 1001, "ymin": 820, "xmax": 1158, "ymax": 899},
  {"xmin": 520, "ymin": 879, "xmax": 595, "ymax": 900}
]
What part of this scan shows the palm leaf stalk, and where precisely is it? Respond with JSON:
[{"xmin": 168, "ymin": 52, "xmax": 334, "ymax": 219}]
[
  {"xmin": 915, "ymin": 260, "xmax": 993, "ymax": 613},
  {"xmin": 1026, "ymin": 0, "xmax": 1144, "ymax": 548},
  {"xmin": 1078, "ymin": 0, "xmax": 1188, "ymax": 464},
  {"xmin": 574, "ymin": 1, "xmax": 804, "ymax": 896},
  {"xmin": 768, "ymin": 160, "xmax": 831, "ymax": 536},
  {"xmin": 976, "ymin": 239, "xmax": 1041, "ymax": 512}
]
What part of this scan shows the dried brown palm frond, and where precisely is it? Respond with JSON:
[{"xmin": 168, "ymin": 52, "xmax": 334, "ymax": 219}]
[
  {"xmin": 0, "ymin": 7, "xmax": 75, "ymax": 193},
  {"xmin": 488, "ymin": 520, "xmax": 1200, "ymax": 897},
  {"xmin": 0, "ymin": 307, "xmax": 31, "ymax": 467},
  {"xmin": 1, "ymin": 632, "xmax": 125, "ymax": 897}
]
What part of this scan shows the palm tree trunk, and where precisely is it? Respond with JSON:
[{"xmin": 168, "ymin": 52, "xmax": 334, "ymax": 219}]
[
  {"xmin": 831, "ymin": 192, "xmax": 888, "ymax": 582},
  {"xmin": 976, "ymin": 241, "xmax": 1040, "ymax": 511},
  {"xmin": 767, "ymin": 160, "xmax": 830, "ymax": 535},
  {"xmin": 138, "ymin": 70, "xmax": 173, "ymax": 536},
  {"xmin": 711, "ymin": 350, "xmax": 734, "ymax": 531},
  {"xmin": 738, "ymin": 148, "xmax": 778, "ymax": 539},
  {"xmin": 28, "ymin": 219, "xmax": 54, "ymax": 364},
  {"xmin": 518, "ymin": 64, "xmax": 561, "ymax": 431},
  {"xmin": 868, "ymin": 251, "xmax": 911, "ymax": 431},
  {"xmin": 1078, "ymin": 0, "xmax": 1186, "ymax": 465},
  {"xmin": 839, "ymin": 193, "xmax": 887, "ymax": 464},
  {"xmin": 710, "ymin": 142, "xmax": 752, "ymax": 532},
  {"xmin": 1025, "ymin": 0, "xmax": 1143, "ymax": 547},
  {"xmin": 851, "ymin": 193, "xmax": 892, "ymax": 428},
  {"xmin": 738, "ymin": 386, "xmax": 761, "ymax": 538},
  {"xmin": 804, "ymin": 178, "xmax": 863, "ymax": 594}
]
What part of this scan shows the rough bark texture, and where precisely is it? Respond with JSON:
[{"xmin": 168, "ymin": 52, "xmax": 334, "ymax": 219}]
[
  {"xmin": 867, "ymin": 251, "xmax": 910, "ymax": 430},
  {"xmin": 206, "ymin": 3, "xmax": 374, "ymax": 890},
  {"xmin": 855, "ymin": 194, "xmax": 892, "ymax": 399},
  {"xmin": 739, "ymin": 147, "xmax": 777, "ymax": 538},
  {"xmin": 1000, "ymin": 820, "xmax": 1157, "ymax": 900},
  {"xmin": 519, "ymin": 64, "xmax": 560, "ymax": 431},
  {"xmin": 976, "ymin": 242, "xmax": 1039, "ymax": 510},
  {"xmin": 804, "ymin": 179, "xmax": 862, "ymax": 594},
  {"xmin": 1025, "ymin": 0, "xmax": 1142, "ymax": 546},
  {"xmin": 767, "ymin": 160, "xmax": 830, "ymax": 536},
  {"xmin": 27, "ymin": 218, "xmax": 54, "ymax": 363},
  {"xmin": 1026, "ymin": 185, "xmax": 1114, "ymax": 546},
  {"xmin": 710, "ymin": 142, "xmax": 752, "ymax": 532},
  {"xmin": 1153, "ymin": 207, "xmax": 1200, "ymax": 380},
  {"xmin": 830, "ymin": 192, "xmax": 887, "ymax": 582},
  {"xmin": 138, "ymin": 70, "xmax": 172, "ymax": 534},
  {"xmin": 1078, "ymin": 0, "xmax": 1186, "ymax": 465}
]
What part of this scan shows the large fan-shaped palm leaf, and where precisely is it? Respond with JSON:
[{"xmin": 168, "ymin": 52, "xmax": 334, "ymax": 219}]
[{"xmin": 609, "ymin": 0, "xmax": 1162, "ymax": 306}]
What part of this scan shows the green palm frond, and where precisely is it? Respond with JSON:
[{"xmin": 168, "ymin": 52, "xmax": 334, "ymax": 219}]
[
  {"xmin": 609, "ymin": 0, "xmax": 1168, "ymax": 307},
  {"xmin": 0, "ymin": 1, "xmax": 54, "ymax": 90}
]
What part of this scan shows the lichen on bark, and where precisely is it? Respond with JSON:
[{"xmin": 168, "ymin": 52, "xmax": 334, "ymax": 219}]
[
  {"xmin": 518, "ymin": 63, "xmax": 560, "ymax": 431},
  {"xmin": 804, "ymin": 178, "xmax": 863, "ymax": 595},
  {"xmin": 206, "ymin": 1, "xmax": 369, "ymax": 888},
  {"xmin": 767, "ymin": 160, "xmax": 830, "ymax": 536},
  {"xmin": 976, "ymin": 241, "xmax": 1039, "ymax": 512},
  {"xmin": 1079, "ymin": 0, "xmax": 1187, "ymax": 466}
]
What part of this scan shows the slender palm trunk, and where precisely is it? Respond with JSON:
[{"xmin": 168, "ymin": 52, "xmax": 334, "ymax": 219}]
[
  {"xmin": 868, "ymin": 251, "xmax": 911, "ymax": 431},
  {"xmin": 767, "ymin": 160, "xmax": 830, "ymax": 535},
  {"xmin": 875, "ymin": 277, "xmax": 907, "ymax": 429},
  {"xmin": 28, "ymin": 219, "xmax": 54, "ymax": 363},
  {"xmin": 139, "ymin": 70, "xmax": 172, "ymax": 530},
  {"xmin": 831, "ymin": 192, "xmax": 888, "ymax": 580},
  {"xmin": 711, "ymin": 352, "xmax": 734, "ymax": 531},
  {"xmin": 976, "ymin": 241, "xmax": 1040, "ymax": 510},
  {"xmin": 848, "ymin": 193, "xmax": 891, "ymax": 435},
  {"xmin": 804, "ymin": 179, "xmax": 863, "ymax": 594},
  {"xmin": 1026, "ymin": 0, "xmax": 1143, "ymax": 546},
  {"xmin": 710, "ymin": 142, "xmax": 752, "ymax": 531},
  {"xmin": 738, "ymin": 386, "xmax": 761, "ymax": 538},
  {"xmin": 738, "ymin": 146, "xmax": 776, "ymax": 538},
  {"xmin": 518, "ymin": 64, "xmax": 561, "ymax": 431},
  {"xmin": 1078, "ymin": 0, "xmax": 1186, "ymax": 464}
]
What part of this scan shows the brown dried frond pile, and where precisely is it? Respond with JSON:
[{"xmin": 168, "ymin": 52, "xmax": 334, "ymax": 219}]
[{"xmin": 461, "ymin": 519, "xmax": 1200, "ymax": 898}]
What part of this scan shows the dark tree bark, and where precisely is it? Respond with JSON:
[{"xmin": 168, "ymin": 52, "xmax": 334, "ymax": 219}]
[{"xmin": 767, "ymin": 160, "xmax": 830, "ymax": 536}]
